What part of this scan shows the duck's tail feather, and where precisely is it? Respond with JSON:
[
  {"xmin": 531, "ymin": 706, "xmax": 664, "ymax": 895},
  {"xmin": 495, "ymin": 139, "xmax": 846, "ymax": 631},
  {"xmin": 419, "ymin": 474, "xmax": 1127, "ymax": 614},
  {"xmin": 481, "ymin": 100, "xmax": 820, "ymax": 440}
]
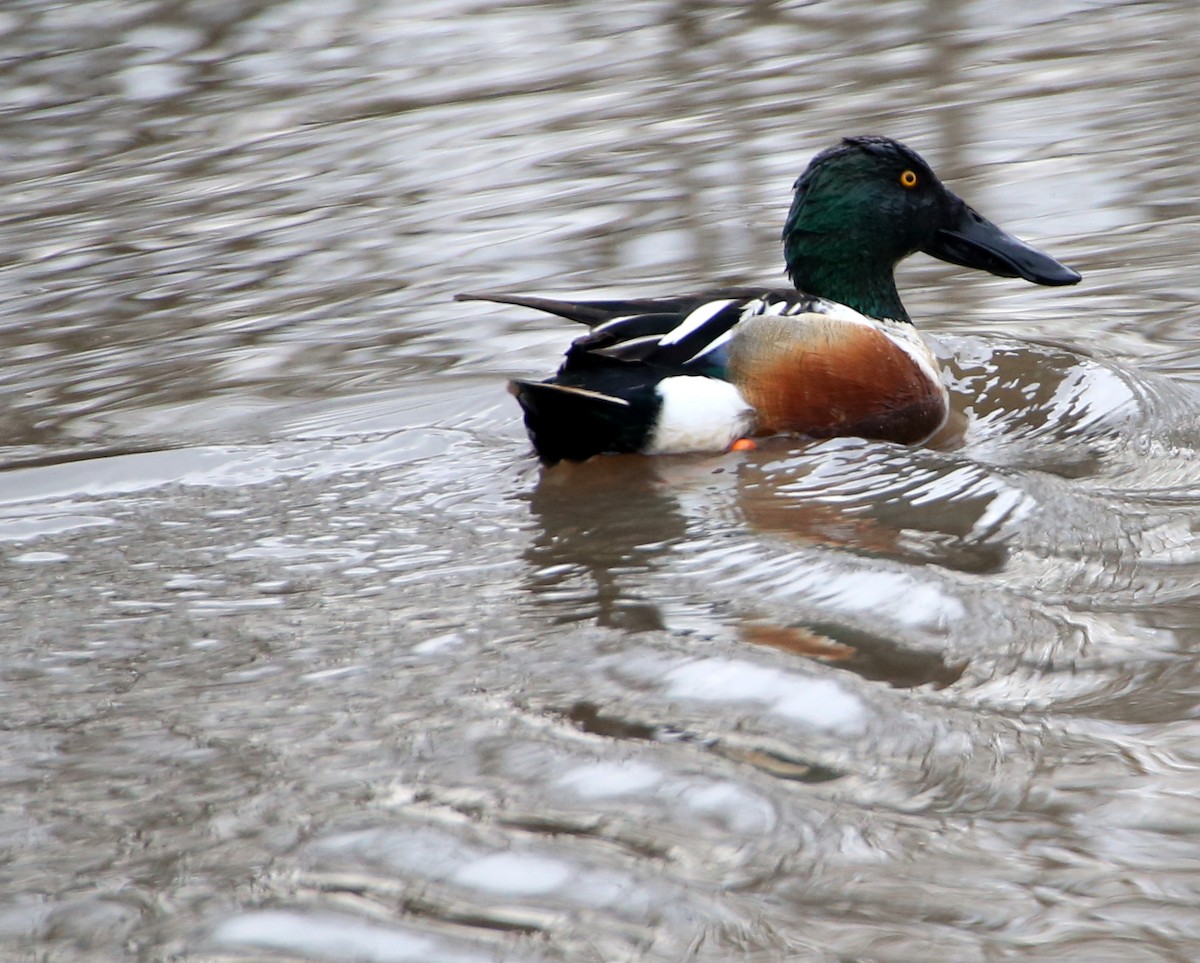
[
  {"xmin": 458, "ymin": 292, "xmax": 625, "ymax": 325},
  {"xmin": 457, "ymin": 288, "xmax": 799, "ymax": 327},
  {"xmin": 508, "ymin": 378, "xmax": 653, "ymax": 465}
]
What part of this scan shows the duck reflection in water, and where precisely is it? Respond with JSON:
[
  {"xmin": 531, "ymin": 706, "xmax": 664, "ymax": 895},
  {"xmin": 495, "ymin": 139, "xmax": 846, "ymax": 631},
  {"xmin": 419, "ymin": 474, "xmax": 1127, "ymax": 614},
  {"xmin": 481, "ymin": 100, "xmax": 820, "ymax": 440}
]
[
  {"xmin": 522, "ymin": 456, "xmax": 688, "ymax": 632},
  {"xmin": 520, "ymin": 446, "xmax": 969, "ymax": 690}
]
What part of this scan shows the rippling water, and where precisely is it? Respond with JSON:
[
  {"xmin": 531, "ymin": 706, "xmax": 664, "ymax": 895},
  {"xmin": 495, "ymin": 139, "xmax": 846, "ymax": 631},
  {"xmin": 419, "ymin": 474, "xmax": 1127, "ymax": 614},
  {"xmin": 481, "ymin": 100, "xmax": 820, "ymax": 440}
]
[{"xmin": 6, "ymin": 1, "xmax": 1200, "ymax": 961}]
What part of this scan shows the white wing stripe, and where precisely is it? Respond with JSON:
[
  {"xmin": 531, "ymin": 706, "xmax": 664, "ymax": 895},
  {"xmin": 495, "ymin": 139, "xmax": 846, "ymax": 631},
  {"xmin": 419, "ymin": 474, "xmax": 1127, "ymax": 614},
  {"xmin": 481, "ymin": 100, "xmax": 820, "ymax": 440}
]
[
  {"xmin": 590, "ymin": 314, "xmax": 644, "ymax": 336},
  {"xmin": 593, "ymin": 334, "xmax": 661, "ymax": 354},
  {"xmin": 683, "ymin": 326, "xmax": 735, "ymax": 365},
  {"xmin": 657, "ymin": 298, "xmax": 737, "ymax": 346}
]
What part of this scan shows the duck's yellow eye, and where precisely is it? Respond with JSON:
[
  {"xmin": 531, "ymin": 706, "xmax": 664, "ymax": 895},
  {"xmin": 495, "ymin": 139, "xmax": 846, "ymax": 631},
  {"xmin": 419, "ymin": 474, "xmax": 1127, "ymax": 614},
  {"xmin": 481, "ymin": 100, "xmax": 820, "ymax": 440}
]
[{"xmin": 900, "ymin": 169, "xmax": 918, "ymax": 189}]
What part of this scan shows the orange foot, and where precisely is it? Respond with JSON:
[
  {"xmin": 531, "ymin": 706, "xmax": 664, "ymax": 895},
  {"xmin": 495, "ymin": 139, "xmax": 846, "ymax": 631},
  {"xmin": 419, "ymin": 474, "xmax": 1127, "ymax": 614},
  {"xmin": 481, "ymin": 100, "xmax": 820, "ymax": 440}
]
[{"xmin": 729, "ymin": 437, "xmax": 757, "ymax": 452}]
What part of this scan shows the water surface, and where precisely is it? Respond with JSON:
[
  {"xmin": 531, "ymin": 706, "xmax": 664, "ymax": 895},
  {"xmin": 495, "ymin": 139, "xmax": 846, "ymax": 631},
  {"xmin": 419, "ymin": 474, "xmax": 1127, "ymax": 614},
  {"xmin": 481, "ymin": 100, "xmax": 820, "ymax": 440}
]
[{"xmin": 5, "ymin": 1, "xmax": 1200, "ymax": 961}]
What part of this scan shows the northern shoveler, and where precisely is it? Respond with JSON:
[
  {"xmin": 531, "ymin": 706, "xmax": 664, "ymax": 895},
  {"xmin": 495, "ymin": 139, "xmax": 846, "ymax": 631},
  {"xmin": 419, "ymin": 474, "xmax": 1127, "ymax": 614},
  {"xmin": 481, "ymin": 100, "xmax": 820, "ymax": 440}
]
[{"xmin": 461, "ymin": 135, "xmax": 1080, "ymax": 465}]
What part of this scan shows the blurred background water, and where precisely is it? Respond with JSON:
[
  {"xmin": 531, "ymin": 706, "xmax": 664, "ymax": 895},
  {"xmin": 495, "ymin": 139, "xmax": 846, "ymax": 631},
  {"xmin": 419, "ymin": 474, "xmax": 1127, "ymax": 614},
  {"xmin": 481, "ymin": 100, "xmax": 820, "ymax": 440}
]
[{"xmin": 5, "ymin": 1, "xmax": 1200, "ymax": 960}]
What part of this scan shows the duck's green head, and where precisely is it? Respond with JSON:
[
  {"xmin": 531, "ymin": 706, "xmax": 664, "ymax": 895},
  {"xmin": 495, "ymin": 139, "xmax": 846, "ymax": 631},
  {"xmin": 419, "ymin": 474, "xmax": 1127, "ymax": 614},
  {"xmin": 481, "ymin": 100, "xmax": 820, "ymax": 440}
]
[{"xmin": 782, "ymin": 136, "xmax": 1080, "ymax": 322}]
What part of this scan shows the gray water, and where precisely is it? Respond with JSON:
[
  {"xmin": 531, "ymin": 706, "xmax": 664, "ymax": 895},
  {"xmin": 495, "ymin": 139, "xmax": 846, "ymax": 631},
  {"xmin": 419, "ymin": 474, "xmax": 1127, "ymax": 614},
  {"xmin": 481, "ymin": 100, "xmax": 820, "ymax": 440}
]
[{"xmin": 6, "ymin": 1, "xmax": 1200, "ymax": 960}]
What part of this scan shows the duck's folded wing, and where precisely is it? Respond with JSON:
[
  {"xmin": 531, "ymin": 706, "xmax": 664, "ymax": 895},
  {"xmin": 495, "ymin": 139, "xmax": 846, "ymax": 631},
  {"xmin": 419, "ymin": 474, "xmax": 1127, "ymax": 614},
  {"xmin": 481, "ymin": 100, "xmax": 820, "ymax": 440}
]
[{"xmin": 455, "ymin": 287, "xmax": 796, "ymax": 327}]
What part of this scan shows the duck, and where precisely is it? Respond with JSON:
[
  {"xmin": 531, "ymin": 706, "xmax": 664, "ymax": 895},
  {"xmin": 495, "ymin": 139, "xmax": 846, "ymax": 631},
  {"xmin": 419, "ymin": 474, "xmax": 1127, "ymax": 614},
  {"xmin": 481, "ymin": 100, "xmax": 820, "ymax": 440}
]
[{"xmin": 459, "ymin": 135, "xmax": 1080, "ymax": 465}]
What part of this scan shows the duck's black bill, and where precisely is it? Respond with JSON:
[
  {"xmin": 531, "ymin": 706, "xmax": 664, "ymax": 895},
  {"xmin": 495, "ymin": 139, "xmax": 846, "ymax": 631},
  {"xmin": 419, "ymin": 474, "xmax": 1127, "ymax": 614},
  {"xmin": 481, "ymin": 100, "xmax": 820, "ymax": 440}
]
[{"xmin": 925, "ymin": 204, "xmax": 1081, "ymax": 286}]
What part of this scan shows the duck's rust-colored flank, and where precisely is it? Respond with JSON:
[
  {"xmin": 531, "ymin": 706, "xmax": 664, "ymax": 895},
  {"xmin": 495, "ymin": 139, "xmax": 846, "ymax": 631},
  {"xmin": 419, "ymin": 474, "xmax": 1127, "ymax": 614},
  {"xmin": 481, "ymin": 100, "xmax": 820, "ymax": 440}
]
[{"xmin": 725, "ymin": 312, "xmax": 947, "ymax": 444}]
